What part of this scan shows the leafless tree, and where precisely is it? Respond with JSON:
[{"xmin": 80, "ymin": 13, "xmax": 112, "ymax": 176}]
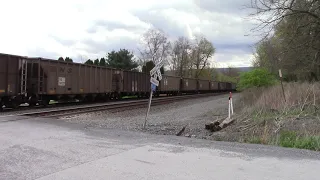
[
  {"xmin": 170, "ymin": 36, "xmax": 192, "ymax": 77},
  {"xmin": 138, "ymin": 27, "xmax": 171, "ymax": 67},
  {"xmin": 190, "ymin": 35, "xmax": 216, "ymax": 78}
]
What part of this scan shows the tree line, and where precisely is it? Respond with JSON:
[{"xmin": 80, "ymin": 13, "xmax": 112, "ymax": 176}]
[
  {"xmin": 55, "ymin": 27, "xmax": 219, "ymax": 79},
  {"xmin": 250, "ymin": 0, "xmax": 320, "ymax": 82}
]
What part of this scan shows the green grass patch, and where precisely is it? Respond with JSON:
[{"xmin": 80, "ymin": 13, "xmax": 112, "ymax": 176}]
[{"xmin": 278, "ymin": 131, "xmax": 320, "ymax": 151}]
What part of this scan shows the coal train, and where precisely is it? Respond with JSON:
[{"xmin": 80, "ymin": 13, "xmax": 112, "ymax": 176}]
[{"xmin": 0, "ymin": 53, "xmax": 237, "ymax": 110}]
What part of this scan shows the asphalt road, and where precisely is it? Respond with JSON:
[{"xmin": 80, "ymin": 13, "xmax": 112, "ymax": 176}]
[{"xmin": 0, "ymin": 115, "xmax": 319, "ymax": 180}]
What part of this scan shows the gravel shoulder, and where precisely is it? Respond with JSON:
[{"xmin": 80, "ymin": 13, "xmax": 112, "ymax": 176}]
[{"xmin": 60, "ymin": 93, "xmax": 238, "ymax": 139}]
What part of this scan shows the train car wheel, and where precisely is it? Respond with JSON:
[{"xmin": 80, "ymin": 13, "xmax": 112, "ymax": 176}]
[
  {"xmin": 11, "ymin": 102, "xmax": 20, "ymax": 109},
  {"xmin": 29, "ymin": 96, "xmax": 38, "ymax": 107},
  {"xmin": 42, "ymin": 99, "xmax": 50, "ymax": 107},
  {"xmin": 29, "ymin": 102, "xmax": 37, "ymax": 107}
]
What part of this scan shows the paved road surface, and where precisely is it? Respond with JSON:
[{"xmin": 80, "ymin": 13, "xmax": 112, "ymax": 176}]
[{"xmin": 0, "ymin": 115, "xmax": 319, "ymax": 180}]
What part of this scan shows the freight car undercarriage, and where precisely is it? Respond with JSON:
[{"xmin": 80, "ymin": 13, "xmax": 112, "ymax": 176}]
[{"xmin": 0, "ymin": 89, "xmax": 233, "ymax": 111}]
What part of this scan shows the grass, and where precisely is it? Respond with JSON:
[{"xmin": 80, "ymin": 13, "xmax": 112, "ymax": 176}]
[
  {"xmin": 277, "ymin": 131, "xmax": 320, "ymax": 151},
  {"xmin": 234, "ymin": 82, "xmax": 320, "ymax": 151},
  {"xmin": 246, "ymin": 131, "xmax": 320, "ymax": 151}
]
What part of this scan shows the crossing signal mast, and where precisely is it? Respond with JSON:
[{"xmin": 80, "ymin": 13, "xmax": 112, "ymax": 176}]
[{"xmin": 143, "ymin": 60, "xmax": 164, "ymax": 129}]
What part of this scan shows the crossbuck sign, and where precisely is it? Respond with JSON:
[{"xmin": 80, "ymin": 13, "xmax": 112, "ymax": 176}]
[
  {"xmin": 143, "ymin": 60, "xmax": 164, "ymax": 129},
  {"xmin": 149, "ymin": 60, "xmax": 164, "ymax": 86}
]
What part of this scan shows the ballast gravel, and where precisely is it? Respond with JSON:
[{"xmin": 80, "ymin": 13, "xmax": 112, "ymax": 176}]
[{"xmin": 61, "ymin": 94, "xmax": 239, "ymax": 139}]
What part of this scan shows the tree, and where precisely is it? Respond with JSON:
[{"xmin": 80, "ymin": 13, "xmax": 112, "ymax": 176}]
[
  {"xmin": 106, "ymin": 49, "xmax": 138, "ymax": 70},
  {"xmin": 65, "ymin": 57, "xmax": 73, "ymax": 62},
  {"xmin": 170, "ymin": 36, "xmax": 192, "ymax": 77},
  {"xmin": 197, "ymin": 67, "xmax": 214, "ymax": 80},
  {"xmin": 138, "ymin": 27, "xmax": 171, "ymax": 68},
  {"xmin": 94, "ymin": 59, "xmax": 100, "ymax": 66},
  {"xmin": 58, "ymin": 57, "xmax": 64, "ymax": 61},
  {"xmin": 190, "ymin": 35, "xmax": 215, "ymax": 78},
  {"xmin": 142, "ymin": 61, "xmax": 165, "ymax": 74},
  {"xmin": 248, "ymin": 0, "xmax": 320, "ymax": 81},
  {"xmin": 237, "ymin": 68, "xmax": 278, "ymax": 91},
  {"xmin": 142, "ymin": 61, "xmax": 155, "ymax": 73},
  {"xmin": 84, "ymin": 59, "xmax": 94, "ymax": 65},
  {"xmin": 99, "ymin": 58, "xmax": 106, "ymax": 66}
]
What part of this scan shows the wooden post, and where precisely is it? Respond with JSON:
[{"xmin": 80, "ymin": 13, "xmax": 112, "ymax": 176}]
[{"xmin": 279, "ymin": 69, "xmax": 286, "ymax": 102}]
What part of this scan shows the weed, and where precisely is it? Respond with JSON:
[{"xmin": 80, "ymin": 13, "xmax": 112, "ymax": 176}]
[
  {"xmin": 235, "ymin": 82, "xmax": 320, "ymax": 151},
  {"xmin": 246, "ymin": 137, "xmax": 263, "ymax": 144},
  {"xmin": 278, "ymin": 130, "xmax": 320, "ymax": 151}
]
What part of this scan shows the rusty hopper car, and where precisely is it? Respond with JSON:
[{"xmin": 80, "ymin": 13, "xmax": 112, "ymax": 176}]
[
  {"xmin": 181, "ymin": 78, "xmax": 197, "ymax": 93},
  {"xmin": 25, "ymin": 57, "xmax": 116, "ymax": 104},
  {"xmin": 121, "ymin": 70, "xmax": 150, "ymax": 97},
  {"xmin": 218, "ymin": 82, "xmax": 227, "ymax": 91},
  {"xmin": 210, "ymin": 81, "xmax": 219, "ymax": 92},
  {"xmin": 226, "ymin": 82, "xmax": 233, "ymax": 91},
  {"xmin": 0, "ymin": 53, "xmax": 29, "ymax": 109},
  {"xmin": 197, "ymin": 79, "xmax": 210, "ymax": 92},
  {"xmin": 231, "ymin": 83, "xmax": 237, "ymax": 91},
  {"xmin": 156, "ymin": 75, "xmax": 180, "ymax": 96}
]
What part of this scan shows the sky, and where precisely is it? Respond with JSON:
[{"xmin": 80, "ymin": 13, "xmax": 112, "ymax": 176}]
[{"xmin": 0, "ymin": 0, "xmax": 260, "ymax": 68}]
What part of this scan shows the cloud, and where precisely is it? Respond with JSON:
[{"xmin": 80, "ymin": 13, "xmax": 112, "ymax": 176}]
[
  {"xmin": 0, "ymin": 0, "xmax": 258, "ymax": 67},
  {"xmin": 193, "ymin": 0, "xmax": 253, "ymax": 15}
]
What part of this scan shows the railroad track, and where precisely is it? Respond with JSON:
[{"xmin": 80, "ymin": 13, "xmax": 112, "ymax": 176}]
[{"xmin": 9, "ymin": 92, "xmax": 226, "ymax": 118}]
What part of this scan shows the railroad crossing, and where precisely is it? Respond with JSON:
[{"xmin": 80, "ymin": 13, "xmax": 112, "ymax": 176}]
[{"xmin": 143, "ymin": 60, "xmax": 165, "ymax": 128}]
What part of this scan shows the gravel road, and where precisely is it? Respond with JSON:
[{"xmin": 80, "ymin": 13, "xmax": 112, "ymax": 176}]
[{"xmin": 61, "ymin": 93, "xmax": 239, "ymax": 139}]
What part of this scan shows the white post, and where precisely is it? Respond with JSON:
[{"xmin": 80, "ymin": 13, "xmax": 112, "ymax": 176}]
[
  {"xmin": 231, "ymin": 98, "xmax": 234, "ymax": 115},
  {"xmin": 228, "ymin": 97, "xmax": 231, "ymax": 119},
  {"xmin": 230, "ymin": 92, "xmax": 234, "ymax": 115},
  {"xmin": 143, "ymin": 88, "xmax": 153, "ymax": 129}
]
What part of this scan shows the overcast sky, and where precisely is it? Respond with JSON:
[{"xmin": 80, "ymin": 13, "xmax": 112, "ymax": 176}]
[{"xmin": 0, "ymin": 0, "xmax": 259, "ymax": 67}]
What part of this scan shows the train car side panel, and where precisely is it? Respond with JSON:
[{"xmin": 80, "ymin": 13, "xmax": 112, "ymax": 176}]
[
  {"xmin": 198, "ymin": 79, "xmax": 210, "ymax": 91},
  {"xmin": 0, "ymin": 55, "xmax": 7, "ymax": 96},
  {"xmin": 7, "ymin": 57, "xmax": 20, "ymax": 96},
  {"xmin": 0, "ymin": 54, "xmax": 22, "ymax": 98},
  {"xmin": 218, "ymin": 82, "xmax": 227, "ymax": 91},
  {"xmin": 123, "ymin": 71, "xmax": 150, "ymax": 94},
  {"xmin": 71, "ymin": 63, "xmax": 79, "ymax": 94},
  {"xmin": 83, "ymin": 65, "xmax": 90, "ymax": 94},
  {"xmin": 226, "ymin": 82, "xmax": 232, "ymax": 91},
  {"xmin": 122, "ymin": 71, "xmax": 131, "ymax": 93},
  {"xmin": 139, "ymin": 73, "xmax": 149, "ymax": 92},
  {"xmin": 37, "ymin": 59, "xmax": 114, "ymax": 95},
  {"xmin": 210, "ymin": 81, "xmax": 219, "ymax": 91},
  {"xmin": 96, "ymin": 67, "xmax": 101, "ymax": 93},
  {"xmin": 158, "ymin": 75, "xmax": 180, "ymax": 92},
  {"xmin": 231, "ymin": 83, "xmax": 237, "ymax": 91},
  {"xmin": 181, "ymin": 78, "xmax": 197, "ymax": 92}
]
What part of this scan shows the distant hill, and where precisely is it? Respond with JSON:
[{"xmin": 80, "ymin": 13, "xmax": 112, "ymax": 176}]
[
  {"xmin": 215, "ymin": 67, "xmax": 253, "ymax": 73},
  {"xmin": 164, "ymin": 67, "xmax": 253, "ymax": 77},
  {"xmin": 215, "ymin": 67, "xmax": 253, "ymax": 75}
]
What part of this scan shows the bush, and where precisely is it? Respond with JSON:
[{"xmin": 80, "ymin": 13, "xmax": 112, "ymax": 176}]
[{"xmin": 237, "ymin": 68, "xmax": 278, "ymax": 91}]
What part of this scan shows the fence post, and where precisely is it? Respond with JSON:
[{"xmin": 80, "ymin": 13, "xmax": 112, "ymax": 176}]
[{"xmin": 279, "ymin": 69, "xmax": 286, "ymax": 102}]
